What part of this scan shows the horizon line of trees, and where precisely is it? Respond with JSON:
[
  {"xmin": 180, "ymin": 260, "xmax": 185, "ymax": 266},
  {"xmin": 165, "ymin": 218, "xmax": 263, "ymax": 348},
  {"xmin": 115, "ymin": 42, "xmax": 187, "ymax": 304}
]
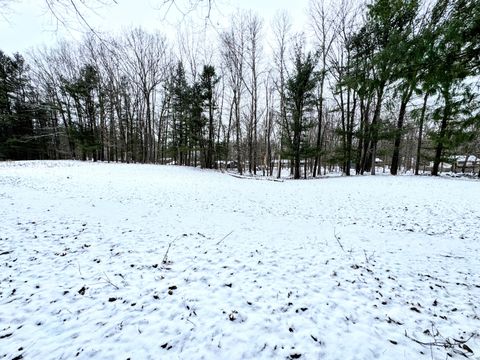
[{"xmin": 1, "ymin": 0, "xmax": 479, "ymax": 178}]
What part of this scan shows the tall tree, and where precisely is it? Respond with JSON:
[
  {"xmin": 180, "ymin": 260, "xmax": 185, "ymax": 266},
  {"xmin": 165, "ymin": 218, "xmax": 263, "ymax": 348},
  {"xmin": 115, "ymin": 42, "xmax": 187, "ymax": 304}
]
[
  {"xmin": 329, "ymin": 0, "xmax": 359, "ymax": 176},
  {"xmin": 272, "ymin": 11, "xmax": 291, "ymax": 178},
  {"xmin": 200, "ymin": 64, "xmax": 220, "ymax": 169},
  {"xmin": 0, "ymin": 51, "xmax": 46, "ymax": 160},
  {"xmin": 221, "ymin": 12, "xmax": 247, "ymax": 174},
  {"xmin": 352, "ymin": 0, "xmax": 420, "ymax": 175},
  {"xmin": 428, "ymin": 0, "xmax": 480, "ymax": 175},
  {"xmin": 310, "ymin": 0, "xmax": 336, "ymax": 177},
  {"xmin": 284, "ymin": 42, "xmax": 318, "ymax": 179},
  {"xmin": 245, "ymin": 12, "xmax": 263, "ymax": 175},
  {"xmin": 389, "ymin": 0, "xmax": 422, "ymax": 175}
]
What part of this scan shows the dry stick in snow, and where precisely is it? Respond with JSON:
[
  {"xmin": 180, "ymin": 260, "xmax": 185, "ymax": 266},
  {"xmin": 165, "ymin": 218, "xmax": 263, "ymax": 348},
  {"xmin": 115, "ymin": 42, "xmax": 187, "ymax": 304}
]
[
  {"xmin": 216, "ymin": 231, "xmax": 234, "ymax": 245},
  {"xmin": 364, "ymin": 250, "xmax": 375, "ymax": 264},
  {"xmin": 162, "ymin": 235, "xmax": 182, "ymax": 264},
  {"xmin": 404, "ymin": 330, "xmax": 476, "ymax": 357},
  {"xmin": 77, "ymin": 262, "xmax": 83, "ymax": 277},
  {"xmin": 186, "ymin": 318, "xmax": 197, "ymax": 327},
  {"xmin": 333, "ymin": 228, "xmax": 345, "ymax": 252},
  {"xmin": 102, "ymin": 271, "xmax": 119, "ymax": 290},
  {"xmin": 162, "ymin": 242, "xmax": 173, "ymax": 264}
]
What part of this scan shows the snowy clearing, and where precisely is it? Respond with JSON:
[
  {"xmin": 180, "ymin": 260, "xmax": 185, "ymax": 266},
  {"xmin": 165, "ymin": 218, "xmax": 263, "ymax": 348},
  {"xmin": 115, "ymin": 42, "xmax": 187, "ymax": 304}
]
[{"xmin": 1, "ymin": 161, "xmax": 479, "ymax": 360}]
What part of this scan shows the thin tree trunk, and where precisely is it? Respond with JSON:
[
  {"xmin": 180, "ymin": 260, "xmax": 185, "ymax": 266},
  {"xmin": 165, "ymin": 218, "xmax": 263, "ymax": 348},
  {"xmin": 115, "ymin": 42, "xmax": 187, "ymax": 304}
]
[
  {"xmin": 391, "ymin": 85, "xmax": 414, "ymax": 175},
  {"xmin": 346, "ymin": 94, "xmax": 356, "ymax": 176},
  {"xmin": 369, "ymin": 84, "xmax": 386, "ymax": 175},
  {"xmin": 415, "ymin": 93, "xmax": 428, "ymax": 175},
  {"xmin": 432, "ymin": 88, "xmax": 451, "ymax": 176},
  {"xmin": 313, "ymin": 77, "xmax": 325, "ymax": 178}
]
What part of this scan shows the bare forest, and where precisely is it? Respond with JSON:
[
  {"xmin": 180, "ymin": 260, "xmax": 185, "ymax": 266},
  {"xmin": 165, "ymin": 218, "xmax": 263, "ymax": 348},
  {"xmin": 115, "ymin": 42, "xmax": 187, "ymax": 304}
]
[{"xmin": 1, "ymin": 0, "xmax": 479, "ymax": 178}]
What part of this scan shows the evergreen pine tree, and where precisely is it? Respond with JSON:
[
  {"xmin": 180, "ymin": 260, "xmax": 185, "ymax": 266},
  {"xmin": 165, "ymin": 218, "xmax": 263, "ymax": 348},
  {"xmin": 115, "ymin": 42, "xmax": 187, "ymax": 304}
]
[{"xmin": 284, "ymin": 44, "xmax": 318, "ymax": 179}]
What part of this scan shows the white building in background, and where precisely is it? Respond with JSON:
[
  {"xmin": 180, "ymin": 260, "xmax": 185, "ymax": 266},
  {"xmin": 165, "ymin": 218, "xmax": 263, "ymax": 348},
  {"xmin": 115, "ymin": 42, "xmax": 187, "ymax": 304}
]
[{"xmin": 453, "ymin": 155, "xmax": 478, "ymax": 168}]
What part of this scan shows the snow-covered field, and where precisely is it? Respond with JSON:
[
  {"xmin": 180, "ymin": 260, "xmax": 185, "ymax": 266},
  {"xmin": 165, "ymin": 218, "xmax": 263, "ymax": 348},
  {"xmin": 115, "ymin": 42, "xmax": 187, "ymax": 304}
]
[{"xmin": 1, "ymin": 161, "xmax": 479, "ymax": 360}]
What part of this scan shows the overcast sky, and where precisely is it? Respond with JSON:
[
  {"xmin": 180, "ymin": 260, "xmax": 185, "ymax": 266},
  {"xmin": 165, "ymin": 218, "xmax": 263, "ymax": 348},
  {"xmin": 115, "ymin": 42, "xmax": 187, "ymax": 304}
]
[{"xmin": 0, "ymin": 0, "xmax": 311, "ymax": 54}]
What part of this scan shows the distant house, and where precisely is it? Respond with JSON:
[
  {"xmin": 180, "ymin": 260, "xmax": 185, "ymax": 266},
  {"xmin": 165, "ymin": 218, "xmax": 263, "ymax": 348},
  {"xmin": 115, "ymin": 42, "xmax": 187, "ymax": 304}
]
[
  {"xmin": 428, "ymin": 161, "xmax": 453, "ymax": 172},
  {"xmin": 226, "ymin": 160, "xmax": 239, "ymax": 169},
  {"xmin": 453, "ymin": 155, "xmax": 478, "ymax": 169}
]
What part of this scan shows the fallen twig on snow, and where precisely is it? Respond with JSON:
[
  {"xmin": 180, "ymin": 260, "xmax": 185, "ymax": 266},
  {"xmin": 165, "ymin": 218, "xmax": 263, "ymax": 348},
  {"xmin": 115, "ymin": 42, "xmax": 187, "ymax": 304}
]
[
  {"xmin": 162, "ymin": 242, "xmax": 173, "ymax": 264},
  {"xmin": 102, "ymin": 271, "xmax": 119, "ymax": 290},
  {"xmin": 333, "ymin": 228, "xmax": 345, "ymax": 252},
  {"xmin": 216, "ymin": 230, "xmax": 234, "ymax": 245},
  {"xmin": 405, "ymin": 329, "xmax": 476, "ymax": 358},
  {"xmin": 364, "ymin": 249, "xmax": 375, "ymax": 264},
  {"xmin": 162, "ymin": 235, "xmax": 183, "ymax": 264}
]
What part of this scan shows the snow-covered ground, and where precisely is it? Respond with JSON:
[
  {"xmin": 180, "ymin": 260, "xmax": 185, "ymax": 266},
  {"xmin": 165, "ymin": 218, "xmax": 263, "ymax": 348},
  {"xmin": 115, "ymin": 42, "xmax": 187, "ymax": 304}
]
[{"xmin": 1, "ymin": 161, "xmax": 479, "ymax": 360}]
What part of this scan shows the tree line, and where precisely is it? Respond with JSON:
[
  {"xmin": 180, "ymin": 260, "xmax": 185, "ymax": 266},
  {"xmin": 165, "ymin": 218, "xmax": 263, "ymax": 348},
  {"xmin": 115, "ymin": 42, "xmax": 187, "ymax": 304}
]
[{"xmin": 1, "ymin": 0, "xmax": 479, "ymax": 178}]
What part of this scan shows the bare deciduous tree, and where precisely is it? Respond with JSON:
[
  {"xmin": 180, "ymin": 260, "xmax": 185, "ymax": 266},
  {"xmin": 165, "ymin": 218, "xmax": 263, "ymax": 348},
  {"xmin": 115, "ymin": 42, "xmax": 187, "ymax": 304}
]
[
  {"xmin": 271, "ymin": 10, "xmax": 291, "ymax": 178},
  {"xmin": 121, "ymin": 28, "xmax": 168, "ymax": 163},
  {"xmin": 310, "ymin": 0, "xmax": 336, "ymax": 177},
  {"xmin": 244, "ymin": 11, "xmax": 263, "ymax": 175},
  {"xmin": 221, "ymin": 12, "xmax": 247, "ymax": 174}
]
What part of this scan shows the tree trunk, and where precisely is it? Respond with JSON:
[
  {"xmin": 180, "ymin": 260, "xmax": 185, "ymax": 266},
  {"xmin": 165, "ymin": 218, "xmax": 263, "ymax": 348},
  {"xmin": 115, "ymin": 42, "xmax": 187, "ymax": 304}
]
[
  {"xmin": 207, "ymin": 90, "xmax": 214, "ymax": 169},
  {"xmin": 461, "ymin": 155, "xmax": 470, "ymax": 173},
  {"xmin": 313, "ymin": 76, "xmax": 325, "ymax": 178},
  {"xmin": 346, "ymin": 94, "xmax": 356, "ymax": 176},
  {"xmin": 369, "ymin": 84, "xmax": 386, "ymax": 175},
  {"xmin": 415, "ymin": 93, "xmax": 429, "ymax": 175},
  {"xmin": 225, "ymin": 96, "xmax": 234, "ymax": 168},
  {"xmin": 391, "ymin": 86, "xmax": 414, "ymax": 175},
  {"xmin": 293, "ymin": 113, "xmax": 301, "ymax": 180},
  {"xmin": 360, "ymin": 98, "xmax": 372, "ymax": 174},
  {"xmin": 432, "ymin": 88, "xmax": 451, "ymax": 176},
  {"xmin": 235, "ymin": 92, "xmax": 242, "ymax": 175},
  {"xmin": 277, "ymin": 154, "xmax": 282, "ymax": 179}
]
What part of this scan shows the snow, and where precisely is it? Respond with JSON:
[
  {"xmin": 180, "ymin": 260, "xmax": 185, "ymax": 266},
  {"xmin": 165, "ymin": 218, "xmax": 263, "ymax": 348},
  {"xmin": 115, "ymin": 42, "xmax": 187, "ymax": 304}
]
[{"xmin": 1, "ymin": 160, "xmax": 479, "ymax": 360}]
